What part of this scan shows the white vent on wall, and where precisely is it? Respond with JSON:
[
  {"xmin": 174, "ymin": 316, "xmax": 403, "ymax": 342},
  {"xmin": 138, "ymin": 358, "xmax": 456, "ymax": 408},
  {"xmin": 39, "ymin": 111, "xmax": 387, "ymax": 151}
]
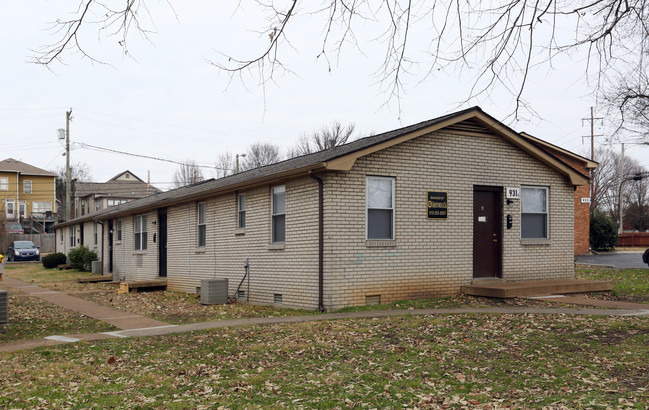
[
  {"xmin": 274, "ymin": 294, "xmax": 283, "ymax": 304},
  {"xmin": 200, "ymin": 279, "xmax": 228, "ymax": 305},
  {"xmin": 0, "ymin": 291, "xmax": 8, "ymax": 325},
  {"xmin": 238, "ymin": 290, "xmax": 245, "ymax": 300}
]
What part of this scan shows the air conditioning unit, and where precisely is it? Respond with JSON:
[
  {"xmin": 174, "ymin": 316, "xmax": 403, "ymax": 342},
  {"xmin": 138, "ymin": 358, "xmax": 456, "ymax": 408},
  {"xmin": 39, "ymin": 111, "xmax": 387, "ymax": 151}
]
[
  {"xmin": 0, "ymin": 290, "xmax": 8, "ymax": 325},
  {"xmin": 200, "ymin": 278, "xmax": 228, "ymax": 305}
]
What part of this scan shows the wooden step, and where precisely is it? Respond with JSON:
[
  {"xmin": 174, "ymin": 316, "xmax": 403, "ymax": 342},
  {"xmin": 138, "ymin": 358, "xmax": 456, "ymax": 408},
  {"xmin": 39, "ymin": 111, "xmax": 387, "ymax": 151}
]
[
  {"xmin": 116, "ymin": 279, "xmax": 167, "ymax": 294},
  {"xmin": 460, "ymin": 278, "xmax": 613, "ymax": 298},
  {"xmin": 77, "ymin": 275, "xmax": 114, "ymax": 283},
  {"xmin": 57, "ymin": 264, "xmax": 72, "ymax": 270}
]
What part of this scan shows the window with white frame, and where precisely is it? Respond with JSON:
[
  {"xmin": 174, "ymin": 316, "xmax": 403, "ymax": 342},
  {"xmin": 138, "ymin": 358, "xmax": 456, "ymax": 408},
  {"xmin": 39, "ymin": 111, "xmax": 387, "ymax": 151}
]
[
  {"xmin": 23, "ymin": 180, "xmax": 32, "ymax": 194},
  {"xmin": 271, "ymin": 185, "xmax": 285, "ymax": 243},
  {"xmin": 0, "ymin": 177, "xmax": 7, "ymax": 191},
  {"xmin": 134, "ymin": 215, "xmax": 148, "ymax": 250},
  {"xmin": 116, "ymin": 219, "xmax": 122, "ymax": 242},
  {"xmin": 32, "ymin": 202, "xmax": 52, "ymax": 214},
  {"xmin": 108, "ymin": 199, "xmax": 128, "ymax": 207},
  {"xmin": 5, "ymin": 199, "xmax": 15, "ymax": 219},
  {"xmin": 521, "ymin": 186, "xmax": 549, "ymax": 239},
  {"xmin": 94, "ymin": 222, "xmax": 98, "ymax": 245},
  {"xmin": 81, "ymin": 199, "xmax": 86, "ymax": 216},
  {"xmin": 70, "ymin": 228, "xmax": 76, "ymax": 247},
  {"xmin": 197, "ymin": 202, "xmax": 207, "ymax": 247},
  {"xmin": 366, "ymin": 176, "xmax": 395, "ymax": 240},
  {"xmin": 238, "ymin": 193, "xmax": 246, "ymax": 229}
]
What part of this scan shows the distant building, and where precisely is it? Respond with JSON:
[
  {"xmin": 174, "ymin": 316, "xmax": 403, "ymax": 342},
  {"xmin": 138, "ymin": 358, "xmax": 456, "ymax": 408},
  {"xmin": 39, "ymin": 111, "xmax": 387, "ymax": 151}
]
[
  {"xmin": 74, "ymin": 171, "xmax": 161, "ymax": 218},
  {"xmin": 0, "ymin": 158, "xmax": 57, "ymax": 233},
  {"xmin": 56, "ymin": 171, "xmax": 161, "ymax": 253}
]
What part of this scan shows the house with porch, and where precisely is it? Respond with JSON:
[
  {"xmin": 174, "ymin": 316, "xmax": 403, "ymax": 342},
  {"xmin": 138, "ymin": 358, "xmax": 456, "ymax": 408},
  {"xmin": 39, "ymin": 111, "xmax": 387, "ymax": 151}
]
[
  {"xmin": 54, "ymin": 107, "xmax": 593, "ymax": 311},
  {"xmin": 0, "ymin": 158, "xmax": 57, "ymax": 233}
]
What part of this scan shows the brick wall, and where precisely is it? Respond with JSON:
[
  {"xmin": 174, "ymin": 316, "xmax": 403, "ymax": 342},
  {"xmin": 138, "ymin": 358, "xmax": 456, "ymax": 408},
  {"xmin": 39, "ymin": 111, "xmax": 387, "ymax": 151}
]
[
  {"xmin": 323, "ymin": 130, "xmax": 574, "ymax": 309},
  {"xmin": 574, "ymin": 185, "xmax": 591, "ymax": 255},
  {"xmin": 97, "ymin": 127, "xmax": 576, "ymax": 311}
]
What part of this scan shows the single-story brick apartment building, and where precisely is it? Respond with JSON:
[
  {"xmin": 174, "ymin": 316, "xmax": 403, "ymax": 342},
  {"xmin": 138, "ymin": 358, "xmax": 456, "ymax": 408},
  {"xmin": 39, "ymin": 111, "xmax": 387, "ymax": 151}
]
[{"xmin": 54, "ymin": 107, "xmax": 594, "ymax": 311}]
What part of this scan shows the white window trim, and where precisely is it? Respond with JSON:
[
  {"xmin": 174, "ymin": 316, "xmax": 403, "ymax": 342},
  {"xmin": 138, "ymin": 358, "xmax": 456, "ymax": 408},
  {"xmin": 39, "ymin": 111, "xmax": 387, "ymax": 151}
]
[
  {"xmin": 271, "ymin": 185, "xmax": 286, "ymax": 244},
  {"xmin": 134, "ymin": 215, "xmax": 148, "ymax": 251},
  {"xmin": 23, "ymin": 180, "xmax": 32, "ymax": 194},
  {"xmin": 5, "ymin": 198, "xmax": 15, "ymax": 219},
  {"xmin": 238, "ymin": 193, "xmax": 246, "ymax": 229},
  {"xmin": 0, "ymin": 177, "xmax": 8, "ymax": 191},
  {"xmin": 521, "ymin": 185, "xmax": 549, "ymax": 240},
  {"xmin": 366, "ymin": 176, "xmax": 396, "ymax": 240},
  {"xmin": 116, "ymin": 219, "xmax": 123, "ymax": 242},
  {"xmin": 197, "ymin": 202, "xmax": 207, "ymax": 248}
]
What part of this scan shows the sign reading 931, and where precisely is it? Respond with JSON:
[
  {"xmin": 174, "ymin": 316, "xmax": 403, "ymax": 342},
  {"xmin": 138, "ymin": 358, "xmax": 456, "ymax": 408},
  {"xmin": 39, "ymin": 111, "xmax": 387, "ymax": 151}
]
[{"xmin": 427, "ymin": 191, "xmax": 448, "ymax": 219}]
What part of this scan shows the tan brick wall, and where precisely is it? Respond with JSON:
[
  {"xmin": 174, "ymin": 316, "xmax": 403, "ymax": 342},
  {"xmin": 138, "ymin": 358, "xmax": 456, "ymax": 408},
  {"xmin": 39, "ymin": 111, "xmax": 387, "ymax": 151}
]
[
  {"xmin": 108, "ymin": 211, "xmax": 158, "ymax": 282},
  {"xmin": 322, "ymin": 130, "xmax": 575, "ymax": 309},
  {"xmin": 165, "ymin": 179, "xmax": 321, "ymax": 309}
]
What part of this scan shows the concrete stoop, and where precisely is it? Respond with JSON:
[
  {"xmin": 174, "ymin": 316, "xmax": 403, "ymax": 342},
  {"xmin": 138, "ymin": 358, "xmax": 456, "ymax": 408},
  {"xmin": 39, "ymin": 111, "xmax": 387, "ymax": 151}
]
[{"xmin": 460, "ymin": 278, "xmax": 614, "ymax": 298}]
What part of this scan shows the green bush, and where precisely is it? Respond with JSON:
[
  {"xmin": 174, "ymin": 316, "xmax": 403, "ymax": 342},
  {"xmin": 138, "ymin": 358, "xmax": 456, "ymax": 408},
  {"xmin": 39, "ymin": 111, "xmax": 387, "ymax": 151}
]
[
  {"xmin": 41, "ymin": 252, "xmax": 67, "ymax": 269},
  {"xmin": 67, "ymin": 246, "xmax": 99, "ymax": 272},
  {"xmin": 590, "ymin": 210, "xmax": 618, "ymax": 251}
]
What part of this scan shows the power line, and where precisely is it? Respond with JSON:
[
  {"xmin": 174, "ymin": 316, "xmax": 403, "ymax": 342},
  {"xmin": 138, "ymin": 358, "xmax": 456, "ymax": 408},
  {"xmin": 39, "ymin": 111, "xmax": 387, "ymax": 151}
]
[{"xmin": 75, "ymin": 142, "xmax": 230, "ymax": 170}]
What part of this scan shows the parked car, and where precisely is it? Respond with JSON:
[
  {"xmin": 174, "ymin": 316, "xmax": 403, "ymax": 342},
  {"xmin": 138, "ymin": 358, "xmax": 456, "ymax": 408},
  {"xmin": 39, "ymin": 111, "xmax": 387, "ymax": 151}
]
[
  {"xmin": 7, "ymin": 240, "xmax": 40, "ymax": 262},
  {"xmin": 4, "ymin": 222, "xmax": 24, "ymax": 234},
  {"xmin": 643, "ymin": 248, "xmax": 649, "ymax": 267}
]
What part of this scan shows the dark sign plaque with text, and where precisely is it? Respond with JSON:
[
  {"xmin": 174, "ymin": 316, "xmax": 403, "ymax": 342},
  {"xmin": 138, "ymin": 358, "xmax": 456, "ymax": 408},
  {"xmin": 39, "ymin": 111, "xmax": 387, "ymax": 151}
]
[{"xmin": 427, "ymin": 191, "xmax": 448, "ymax": 219}]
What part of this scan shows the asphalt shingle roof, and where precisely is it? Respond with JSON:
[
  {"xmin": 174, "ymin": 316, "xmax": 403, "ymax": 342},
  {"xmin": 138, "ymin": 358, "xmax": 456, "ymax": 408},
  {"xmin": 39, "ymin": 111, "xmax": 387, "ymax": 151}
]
[{"xmin": 0, "ymin": 158, "xmax": 56, "ymax": 176}]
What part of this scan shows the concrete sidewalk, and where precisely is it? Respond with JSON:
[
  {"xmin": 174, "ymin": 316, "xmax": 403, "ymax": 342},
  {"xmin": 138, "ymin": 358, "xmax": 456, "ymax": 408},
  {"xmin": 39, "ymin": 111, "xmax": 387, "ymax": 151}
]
[
  {"xmin": 1, "ymin": 276, "xmax": 649, "ymax": 354},
  {"xmin": 1, "ymin": 277, "xmax": 169, "ymax": 330}
]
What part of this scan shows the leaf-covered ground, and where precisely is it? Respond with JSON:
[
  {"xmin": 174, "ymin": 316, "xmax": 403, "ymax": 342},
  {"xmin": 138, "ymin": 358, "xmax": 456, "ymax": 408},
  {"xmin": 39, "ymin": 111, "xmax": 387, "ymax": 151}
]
[
  {"xmin": 1, "ymin": 314, "xmax": 647, "ymax": 408},
  {"xmin": 577, "ymin": 266, "xmax": 649, "ymax": 303}
]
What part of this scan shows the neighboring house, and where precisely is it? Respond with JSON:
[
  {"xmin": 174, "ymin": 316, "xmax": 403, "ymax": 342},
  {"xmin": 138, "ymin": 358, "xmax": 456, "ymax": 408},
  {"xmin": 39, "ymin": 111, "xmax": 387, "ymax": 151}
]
[
  {"xmin": 57, "ymin": 171, "xmax": 161, "ymax": 255},
  {"xmin": 519, "ymin": 133, "xmax": 598, "ymax": 255},
  {"xmin": 0, "ymin": 158, "xmax": 57, "ymax": 233},
  {"xmin": 74, "ymin": 170, "xmax": 161, "ymax": 218},
  {"xmin": 54, "ymin": 107, "xmax": 591, "ymax": 311}
]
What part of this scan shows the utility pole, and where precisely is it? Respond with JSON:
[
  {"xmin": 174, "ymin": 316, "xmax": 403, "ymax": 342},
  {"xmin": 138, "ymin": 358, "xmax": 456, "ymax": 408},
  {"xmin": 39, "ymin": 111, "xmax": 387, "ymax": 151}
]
[
  {"xmin": 582, "ymin": 106, "xmax": 604, "ymax": 207},
  {"xmin": 619, "ymin": 143, "xmax": 625, "ymax": 234},
  {"xmin": 65, "ymin": 109, "xmax": 72, "ymax": 221}
]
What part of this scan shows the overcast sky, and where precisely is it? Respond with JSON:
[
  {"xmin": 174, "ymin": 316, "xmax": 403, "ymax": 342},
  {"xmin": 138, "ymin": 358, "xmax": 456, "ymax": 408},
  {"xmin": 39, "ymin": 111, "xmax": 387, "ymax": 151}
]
[{"xmin": 2, "ymin": 2, "xmax": 647, "ymax": 191}]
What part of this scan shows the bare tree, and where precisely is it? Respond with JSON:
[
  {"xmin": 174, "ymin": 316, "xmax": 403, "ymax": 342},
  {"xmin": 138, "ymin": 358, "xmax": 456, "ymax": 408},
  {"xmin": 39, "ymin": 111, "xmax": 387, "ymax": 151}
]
[
  {"xmin": 172, "ymin": 160, "xmax": 204, "ymax": 188},
  {"xmin": 35, "ymin": 1, "xmax": 649, "ymax": 133},
  {"xmin": 241, "ymin": 142, "xmax": 281, "ymax": 170},
  {"xmin": 53, "ymin": 162, "xmax": 92, "ymax": 221},
  {"xmin": 213, "ymin": 152, "xmax": 236, "ymax": 179},
  {"xmin": 288, "ymin": 122, "xmax": 356, "ymax": 157}
]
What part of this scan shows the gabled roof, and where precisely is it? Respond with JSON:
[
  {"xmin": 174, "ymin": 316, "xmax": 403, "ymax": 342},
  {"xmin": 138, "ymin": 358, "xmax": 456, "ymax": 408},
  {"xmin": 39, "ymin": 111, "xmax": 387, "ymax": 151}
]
[
  {"xmin": 519, "ymin": 132, "xmax": 599, "ymax": 170},
  {"xmin": 108, "ymin": 170, "xmax": 145, "ymax": 182},
  {"xmin": 54, "ymin": 107, "xmax": 590, "ymax": 228},
  {"xmin": 75, "ymin": 180, "xmax": 161, "ymax": 198},
  {"xmin": 0, "ymin": 158, "xmax": 56, "ymax": 177}
]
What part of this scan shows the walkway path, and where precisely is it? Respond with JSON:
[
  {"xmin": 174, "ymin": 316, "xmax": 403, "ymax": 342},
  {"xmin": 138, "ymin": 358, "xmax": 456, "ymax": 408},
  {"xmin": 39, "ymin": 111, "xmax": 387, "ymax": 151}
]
[
  {"xmin": 1, "ymin": 277, "xmax": 170, "ymax": 330},
  {"xmin": 1, "ymin": 277, "xmax": 649, "ymax": 354}
]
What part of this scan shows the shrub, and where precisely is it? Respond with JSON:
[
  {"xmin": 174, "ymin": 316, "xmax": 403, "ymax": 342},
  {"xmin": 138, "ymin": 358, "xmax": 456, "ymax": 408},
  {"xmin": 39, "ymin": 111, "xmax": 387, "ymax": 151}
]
[
  {"xmin": 590, "ymin": 210, "xmax": 618, "ymax": 251},
  {"xmin": 67, "ymin": 246, "xmax": 99, "ymax": 272},
  {"xmin": 42, "ymin": 252, "xmax": 67, "ymax": 269}
]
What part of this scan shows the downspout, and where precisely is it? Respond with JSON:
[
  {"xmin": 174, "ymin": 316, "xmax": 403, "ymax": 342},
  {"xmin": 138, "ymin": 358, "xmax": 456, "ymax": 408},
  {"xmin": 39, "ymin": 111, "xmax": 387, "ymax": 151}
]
[
  {"xmin": 97, "ymin": 221, "xmax": 104, "ymax": 270},
  {"xmin": 310, "ymin": 173, "xmax": 325, "ymax": 312}
]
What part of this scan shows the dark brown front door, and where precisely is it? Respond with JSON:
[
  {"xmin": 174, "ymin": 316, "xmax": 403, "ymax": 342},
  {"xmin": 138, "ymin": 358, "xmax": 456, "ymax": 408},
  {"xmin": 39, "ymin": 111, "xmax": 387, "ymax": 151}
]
[{"xmin": 473, "ymin": 187, "xmax": 502, "ymax": 278}]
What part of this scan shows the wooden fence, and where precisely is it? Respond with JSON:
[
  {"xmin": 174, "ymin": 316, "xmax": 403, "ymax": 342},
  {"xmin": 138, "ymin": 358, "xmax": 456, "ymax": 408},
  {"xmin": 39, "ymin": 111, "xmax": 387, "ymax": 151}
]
[
  {"xmin": 618, "ymin": 232, "xmax": 649, "ymax": 248},
  {"xmin": 1, "ymin": 233, "xmax": 56, "ymax": 254}
]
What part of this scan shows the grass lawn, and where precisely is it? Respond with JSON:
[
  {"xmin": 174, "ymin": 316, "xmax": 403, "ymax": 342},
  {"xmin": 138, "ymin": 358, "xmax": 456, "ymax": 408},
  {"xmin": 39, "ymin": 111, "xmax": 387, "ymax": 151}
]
[
  {"xmin": 0, "ymin": 313, "xmax": 647, "ymax": 408},
  {"xmin": 576, "ymin": 266, "xmax": 649, "ymax": 303}
]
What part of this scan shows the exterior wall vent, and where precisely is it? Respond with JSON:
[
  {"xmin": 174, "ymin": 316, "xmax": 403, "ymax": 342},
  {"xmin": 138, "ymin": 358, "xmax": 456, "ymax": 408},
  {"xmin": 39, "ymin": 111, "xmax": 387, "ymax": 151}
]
[
  {"xmin": 237, "ymin": 290, "xmax": 245, "ymax": 300},
  {"xmin": 0, "ymin": 290, "xmax": 8, "ymax": 325},
  {"xmin": 200, "ymin": 278, "xmax": 228, "ymax": 305},
  {"xmin": 365, "ymin": 295, "xmax": 381, "ymax": 305},
  {"xmin": 274, "ymin": 294, "xmax": 283, "ymax": 304}
]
